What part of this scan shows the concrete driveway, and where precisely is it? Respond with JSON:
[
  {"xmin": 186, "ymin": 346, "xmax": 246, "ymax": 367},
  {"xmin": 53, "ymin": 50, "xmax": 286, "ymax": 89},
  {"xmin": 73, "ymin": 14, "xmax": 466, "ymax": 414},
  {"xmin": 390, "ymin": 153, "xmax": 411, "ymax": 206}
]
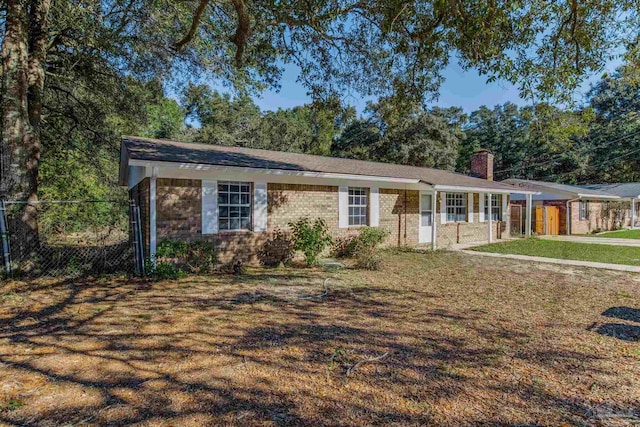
[{"xmin": 540, "ymin": 235, "xmax": 640, "ymax": 247}]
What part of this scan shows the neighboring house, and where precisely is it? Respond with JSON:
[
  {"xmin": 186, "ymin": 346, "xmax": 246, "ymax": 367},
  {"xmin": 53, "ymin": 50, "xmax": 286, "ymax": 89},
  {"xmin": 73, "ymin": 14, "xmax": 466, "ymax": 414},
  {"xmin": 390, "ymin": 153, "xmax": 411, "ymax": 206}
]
[
  {"xmin": 119, "ymin": 137, "xmax": 536, "ymax": 262},
  {"xmin": 505, "ymin": 179, "xmax": 637, "ymax": 235},
  {"xmin": 582, "ymin": 183, "xmax": 640, "ymax": 229}
]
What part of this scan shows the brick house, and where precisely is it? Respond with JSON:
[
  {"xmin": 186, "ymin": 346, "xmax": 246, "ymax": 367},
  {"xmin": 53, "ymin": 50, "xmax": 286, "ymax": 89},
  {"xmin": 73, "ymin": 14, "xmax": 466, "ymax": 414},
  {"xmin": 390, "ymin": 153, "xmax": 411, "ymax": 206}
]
[
  {"xmin": 119, "ymin": 137, "xmax": 536, "ymax": 262},
  {"xmin": 506, "ymin": 179, "xmax": 639, "ymax": 235}
]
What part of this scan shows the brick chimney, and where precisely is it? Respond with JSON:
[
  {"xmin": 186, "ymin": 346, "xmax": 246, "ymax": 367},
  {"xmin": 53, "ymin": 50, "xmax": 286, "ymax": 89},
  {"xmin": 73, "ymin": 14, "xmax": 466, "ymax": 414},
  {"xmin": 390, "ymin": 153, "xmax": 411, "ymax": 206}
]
[{"xmin": 470, "ymin": 149, "xmax": 494, "ymax": 181}]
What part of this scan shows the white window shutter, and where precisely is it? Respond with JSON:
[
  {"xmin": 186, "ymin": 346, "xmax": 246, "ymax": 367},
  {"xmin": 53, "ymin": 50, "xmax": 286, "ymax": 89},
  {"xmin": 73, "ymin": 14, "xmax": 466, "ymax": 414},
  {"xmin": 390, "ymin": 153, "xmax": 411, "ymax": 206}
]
[
  {"xmin": 467, "ymin": 193, "xmax": 474, "ymax": 222},
  {"xmin": 501, "ymin": 194, "xmax": 508, "ymax": 221},
  {"xmin": 369, "ymin": 187, "xmax": 380, "ymax": 227},
  {"xmin": 202, "ymin": 180, "xmax": 218, "ymax": 234},
  {"xmin": 338, "ymin": 186, "xmax": 349, "ymax": 228},
  {"xmin": 253, "ymin": 181, "xmax": 268, "ymax": 232},
  {"xmin": 440, "ymin": 192, "xmax": 447, "ymax": 224},
  {"xmin": 479, "ymin": 194, "xmax": 485, "ymax": 222}
]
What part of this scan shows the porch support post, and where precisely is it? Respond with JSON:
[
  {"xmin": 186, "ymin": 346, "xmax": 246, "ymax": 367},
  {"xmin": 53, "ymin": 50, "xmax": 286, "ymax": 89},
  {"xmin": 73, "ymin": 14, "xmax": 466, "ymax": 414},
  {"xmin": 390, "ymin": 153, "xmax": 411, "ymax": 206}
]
[
  {"xmin": 149, "ymin": 166, "xmax": 158, "ymax": 261},
  {"xmin": 431, "ymin": 190, "xmax": 437, "ymax": 250},
  {"xmin": 487, "ymin": 193, "xmax": 493, "ymax": 243},
  {"xmin": 632, "ymin": 198, "xmax": 637, "ymax": 229},
  {"xmin": 525, "ymin": 193, "xmax": 532, "ymax": 237}
]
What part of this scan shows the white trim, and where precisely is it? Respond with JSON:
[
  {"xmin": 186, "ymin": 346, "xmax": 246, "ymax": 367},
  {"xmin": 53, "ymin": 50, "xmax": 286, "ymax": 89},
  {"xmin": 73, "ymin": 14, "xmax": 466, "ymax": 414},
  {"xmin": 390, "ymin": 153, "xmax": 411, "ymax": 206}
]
[
  {"xmin": 127, "ymin": 166, "xmax": 146, "ymax": 189},
  {"xmin": 149, "ymin": 167, "xmax": 158, "ymax": 260},
  {"xmin": 632, "ymin": 198, "xmax": 637, "ymax": 229},
  {"xmin": 129, "ymin": 159, "xmax": 420, "ymax": 184},
  {"xmin": 202, "ymin": 180, "xmax": 218, "ymax": 234},
  {"xmin": 253, "ymin": 181, "xmax": 268, "ymax": 232},
  {"xmin": 479, "ymin": 193, "xmax": 485, "ymax": 222},
  {"xmin": 467, "ymin": 192, "xmax": 474, "ymax": 222},
  {"xmin": 431, "ymin": 190, "xmax": 438, "ymax": 250},
  {"xmin": 369, "ymin": 187, "xmax": 380, "ymax": 227},
  {"xmin": 525, "ymin": 193, "xmax": 532, "ymax": 237},
  {"xmin": 501, "ymin": 194, "xmax": 508, "ymax": 221},
  {"xmin": 418, "ymin": 191, "xmax": 433, "ymax": 244},
  {"xmin": 338, "ymin": 186, "xmax": 349, "ymax": 228},
  {"xmin": 487, "ymin": 193, "xmax": 493, "ymax": 243},
  {"xmin": 440, "ymin": 191, "xmax": 447, "ymax": 224},
  {"xmin": 435, "ymin": 184, "xmax": 537, "ymax": 195},
  {"xmin": 201, "ymin": 180, "xmax": 218, "ymax": 234}
]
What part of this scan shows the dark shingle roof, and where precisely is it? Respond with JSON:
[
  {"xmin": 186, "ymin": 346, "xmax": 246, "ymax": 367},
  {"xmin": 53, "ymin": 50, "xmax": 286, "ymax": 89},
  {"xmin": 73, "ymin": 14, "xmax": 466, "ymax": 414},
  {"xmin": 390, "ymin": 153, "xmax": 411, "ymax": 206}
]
[
  {"xmin": 503, "ymin": 178, "xmax": 620, "ymax": 199},
  {"xmin": 581, "ymin": 183, "xmax": 640, "ymax": 198},
  {"xmin": 121, "ymin": 136, "xmax": 525, "ymax": 192}
]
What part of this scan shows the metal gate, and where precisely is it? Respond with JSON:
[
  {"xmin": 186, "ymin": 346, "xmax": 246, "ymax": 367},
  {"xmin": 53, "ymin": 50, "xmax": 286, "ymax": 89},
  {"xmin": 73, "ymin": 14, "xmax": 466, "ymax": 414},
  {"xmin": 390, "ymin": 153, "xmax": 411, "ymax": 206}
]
[{"xmin": 0, "ymin": 199, "xmax": 144, "ymax": 279}]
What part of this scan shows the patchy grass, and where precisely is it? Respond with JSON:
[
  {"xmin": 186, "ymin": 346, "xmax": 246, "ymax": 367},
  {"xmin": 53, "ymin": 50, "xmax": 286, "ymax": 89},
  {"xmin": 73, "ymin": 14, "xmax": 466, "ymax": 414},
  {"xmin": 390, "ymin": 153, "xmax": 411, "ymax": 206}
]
[
  {"xmin": 473, "ymin": 238, "xmax": 640, "ymax": 266},
  {"xmin": 1, "ymin": 251, "xmax": 639, "ymax": 426},
  {"xmin": 595, "ymin": 229, "xmax": 640, "ymax": 239}
]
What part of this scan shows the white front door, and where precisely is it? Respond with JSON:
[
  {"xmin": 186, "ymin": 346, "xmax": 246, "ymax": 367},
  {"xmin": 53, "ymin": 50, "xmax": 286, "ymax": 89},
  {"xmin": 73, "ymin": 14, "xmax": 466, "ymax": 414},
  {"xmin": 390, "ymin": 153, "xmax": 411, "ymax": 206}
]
[{"xmin": 419, "ymin": 192, "xmax": 433, "ymax": 243}]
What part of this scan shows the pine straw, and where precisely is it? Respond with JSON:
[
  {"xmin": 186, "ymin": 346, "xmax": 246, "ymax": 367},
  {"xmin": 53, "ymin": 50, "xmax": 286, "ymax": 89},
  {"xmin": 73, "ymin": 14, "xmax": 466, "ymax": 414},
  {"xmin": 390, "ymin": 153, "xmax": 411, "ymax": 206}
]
[{"xmin": 0, "ymin": 251, "xmax": 639, "ymax": 426}]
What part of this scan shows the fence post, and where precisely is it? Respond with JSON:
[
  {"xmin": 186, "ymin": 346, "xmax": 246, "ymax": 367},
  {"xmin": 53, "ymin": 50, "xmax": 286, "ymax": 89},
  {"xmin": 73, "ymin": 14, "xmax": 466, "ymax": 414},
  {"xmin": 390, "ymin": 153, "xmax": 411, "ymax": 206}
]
[{"xmin": 0, "ymin": 200, "xmax": 11, "ymax": 277}]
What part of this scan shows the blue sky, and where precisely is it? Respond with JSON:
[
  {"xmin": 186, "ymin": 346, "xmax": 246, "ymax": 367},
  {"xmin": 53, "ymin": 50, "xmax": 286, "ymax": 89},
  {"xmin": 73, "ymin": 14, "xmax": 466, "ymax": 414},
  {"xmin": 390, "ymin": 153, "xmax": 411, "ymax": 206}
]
[{"xmin": 249, "ymin": 59, "xmax": 623, "ymax": 115}]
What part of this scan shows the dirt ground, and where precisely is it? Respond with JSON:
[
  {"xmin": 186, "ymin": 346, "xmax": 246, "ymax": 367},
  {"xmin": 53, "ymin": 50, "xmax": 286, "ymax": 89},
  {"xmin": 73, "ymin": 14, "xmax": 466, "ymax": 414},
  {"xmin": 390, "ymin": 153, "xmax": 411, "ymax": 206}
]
[{"xmin": 0, "ymin": 250, "xmax": 639, "ymax": 426}]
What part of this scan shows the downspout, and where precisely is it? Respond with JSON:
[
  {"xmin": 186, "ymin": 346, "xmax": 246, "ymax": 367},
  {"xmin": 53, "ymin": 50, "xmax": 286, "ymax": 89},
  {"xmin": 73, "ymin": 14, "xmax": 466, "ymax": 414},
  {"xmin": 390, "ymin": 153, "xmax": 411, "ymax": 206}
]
[{"xmin": 566, "ymin": 198, "xmax": 579, "ymax": 236}]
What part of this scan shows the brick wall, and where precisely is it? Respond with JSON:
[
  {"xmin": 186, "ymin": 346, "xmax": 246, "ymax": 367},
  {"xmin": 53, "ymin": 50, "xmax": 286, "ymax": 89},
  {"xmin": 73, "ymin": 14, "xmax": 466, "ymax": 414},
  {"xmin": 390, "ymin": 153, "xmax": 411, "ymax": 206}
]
[
  {"xmin": 157, "ymin": 178, "xmax": 202, "ymax": 239},
  {"xmin": 136, "ymin": 178, "xmax": 511, "ymax": 262},
  {"xmin": 436, "ymin": 193, "xmax": 510, "ymax": 248},
  {"xmin": 570, "ymin": 201, "xmax": 632, "ymax": 234},
  {"xmin": 143, "ymin": 180, "xmax": 422, "ymax": 263}
]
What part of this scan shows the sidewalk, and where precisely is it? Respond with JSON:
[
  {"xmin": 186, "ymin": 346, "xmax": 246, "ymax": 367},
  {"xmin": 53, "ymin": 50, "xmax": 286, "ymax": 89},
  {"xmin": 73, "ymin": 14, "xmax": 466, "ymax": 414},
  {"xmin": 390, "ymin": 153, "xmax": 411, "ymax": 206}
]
[
  {"xmin": 539, "ymin": 235, "xmax": 640, "ymax": 247},
  {"xmin": 460, "ymin": 249, "xmax": 640, "ymax": 273}
]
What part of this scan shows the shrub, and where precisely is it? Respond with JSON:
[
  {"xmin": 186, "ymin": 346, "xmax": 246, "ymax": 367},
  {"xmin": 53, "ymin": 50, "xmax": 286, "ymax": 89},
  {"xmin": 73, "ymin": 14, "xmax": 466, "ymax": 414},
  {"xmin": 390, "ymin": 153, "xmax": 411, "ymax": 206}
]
[
  {"xmin": 151, "ymin": 239, "xmax": 217, "ymax": 277},
  {"xmin": 331, "ymin": 236, "xmax": 358, "ymax": 258},
  {"xmin": 156, "ymin": 239, "xmax": 188, "ymax": 258},
  {"xmin": 258, "ymin": 229, "xmax": 295, "ymax": 267},
  {"xmin": 144, "ymin": 257, "xmax": 186, "ymax": 280},
  {"xmin": 352, "ymin": 227, "xmax": 389, "ymax": 270},
  {"xmin": 289, "ymin": 217, "xmax": 333, "ymax": 265},
  {"xmin": 352, "ymin": 227, "xmax": 388, "ymax": 254},
  {"xmin": 185, "ymin": 240, "xmax": 217, "ymax": 274}
]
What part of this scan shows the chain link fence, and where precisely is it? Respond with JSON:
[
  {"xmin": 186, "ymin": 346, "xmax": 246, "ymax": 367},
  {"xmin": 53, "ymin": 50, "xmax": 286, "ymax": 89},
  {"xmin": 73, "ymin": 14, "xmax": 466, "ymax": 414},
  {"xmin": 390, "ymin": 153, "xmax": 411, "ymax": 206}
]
[{"xmin": 0, "ymin": 199, "xmax": 143, "ymax": 279}]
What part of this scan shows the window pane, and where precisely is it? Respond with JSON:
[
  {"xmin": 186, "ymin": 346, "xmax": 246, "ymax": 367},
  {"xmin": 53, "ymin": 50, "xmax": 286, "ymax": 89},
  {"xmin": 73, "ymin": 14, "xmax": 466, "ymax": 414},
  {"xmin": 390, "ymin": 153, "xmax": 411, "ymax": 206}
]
[
  {"xmin": 421, "ymin": 211, "xmax": 432, "ymax": 226},
  {"xmin": 218, "ymin": 181, "xmax": 252, "ymax": 231}
]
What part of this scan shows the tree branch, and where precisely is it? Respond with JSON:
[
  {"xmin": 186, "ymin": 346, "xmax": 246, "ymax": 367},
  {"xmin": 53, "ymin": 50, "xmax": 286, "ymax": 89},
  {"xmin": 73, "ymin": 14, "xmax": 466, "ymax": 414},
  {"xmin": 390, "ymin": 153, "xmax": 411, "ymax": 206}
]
[
  {"xmin": 229, "ymin": 0, "xmax": 250, "ymax": 67},
  {"xmin": 174, "ymin": 0, "xmax": 209, "ymax": 52}
]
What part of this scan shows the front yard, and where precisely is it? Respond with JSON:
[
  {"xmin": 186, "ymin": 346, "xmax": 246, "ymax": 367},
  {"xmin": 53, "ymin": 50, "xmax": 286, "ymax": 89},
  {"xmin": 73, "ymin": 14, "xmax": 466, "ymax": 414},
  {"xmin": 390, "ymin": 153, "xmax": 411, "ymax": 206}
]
[
  {"xmin": 1, "ymin": 251, "xmax": 639, "ymax": 426},
  {"xmin": 596, "ymin": 229, "xmax": 640, "ymax": 239},
  {"xmin": 473, "ymin": 238, "xmax": 640, "ymax": 266}
]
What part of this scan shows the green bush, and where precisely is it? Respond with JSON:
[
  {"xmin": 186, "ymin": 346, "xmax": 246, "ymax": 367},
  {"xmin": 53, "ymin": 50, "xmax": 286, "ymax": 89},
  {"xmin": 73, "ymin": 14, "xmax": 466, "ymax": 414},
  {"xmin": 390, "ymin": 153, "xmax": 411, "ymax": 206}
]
[
  {"xmin": 289, "ymin": 217, "xmax": 333, "ymax": 265},
  {"xmin": 185, "ymin": 240, "xmax": 217, "ymax": 274},
  {"xmin": 332, "ymin": 227, "xmax": 389, "ymax": 259},
  {"xmin": 144, "ymin": 257, "xmax": 186, "ymax": 280},
  {"xmin": 151, "ymin": 239, "xmax": 217, "ymax": 276},
  {"xmin": 156, "ymin": 239, "xmax": 189, "ymax": 258},
  {"xmin": 353, "ymin": 227, "xmax": 389, "ymax": 270},
  {"xmin": 154, "ymin": 261, "xmax": 186, "ymax": 280},
  {"xmin": 258, "ymin": 229, "xmax": 295, "ymax": 267},
  {"xmin": 331, "ymin": 236, "xmax": 358, "ymax": 258}
]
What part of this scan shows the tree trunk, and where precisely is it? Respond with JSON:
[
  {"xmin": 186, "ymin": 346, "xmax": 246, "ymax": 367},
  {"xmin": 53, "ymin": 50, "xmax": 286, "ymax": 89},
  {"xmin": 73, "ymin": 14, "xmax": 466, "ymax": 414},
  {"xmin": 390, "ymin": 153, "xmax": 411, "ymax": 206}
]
[{"xmin": 1, "ymin": 0, "xmax": 51, "ymax": 254}]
